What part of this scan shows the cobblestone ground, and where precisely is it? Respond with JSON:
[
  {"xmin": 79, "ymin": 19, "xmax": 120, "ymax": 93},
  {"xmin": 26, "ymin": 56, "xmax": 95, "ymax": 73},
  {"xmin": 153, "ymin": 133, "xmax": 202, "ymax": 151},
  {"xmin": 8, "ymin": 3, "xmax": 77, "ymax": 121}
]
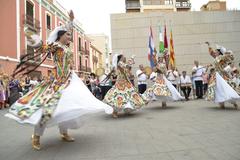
[{"xmin": 0, "ymin": 99, "xmax": 240, "ymax": 160}]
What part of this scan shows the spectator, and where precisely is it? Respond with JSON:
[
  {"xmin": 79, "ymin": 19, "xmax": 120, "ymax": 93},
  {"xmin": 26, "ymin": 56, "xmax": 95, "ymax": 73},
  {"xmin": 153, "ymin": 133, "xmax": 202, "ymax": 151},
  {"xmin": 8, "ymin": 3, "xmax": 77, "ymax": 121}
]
[
  {"xmin": 99, "ymin": 71, "xmax": 112, "ymax": 100},
  {"xmin": 136, "ymin": 64, "xmax": 147, "ymax": 94},
  {"xmin": 180, "ymin": 71, "xmax": 192, "ymax": 101},
  {"xmin": 202, "ymin": 72, "xmax": 209, "ymax": 95},
  {"xmin": 127, "ymin": 66, "xmax": 135, "ymax": 86},
  {"xmin": 8, "ymin": 76, "xmax": 21, "ymax": 106},
  {"xmin": 166, "ymin": 65, "xmax": 179, "ymax": 89},
  {"xmin": 0, "ymin": 77, "xmax": 6, "ymax": 109},
  {"xmin": 192, "ymin": 60, "xmax": 204, "ymax": 99}
]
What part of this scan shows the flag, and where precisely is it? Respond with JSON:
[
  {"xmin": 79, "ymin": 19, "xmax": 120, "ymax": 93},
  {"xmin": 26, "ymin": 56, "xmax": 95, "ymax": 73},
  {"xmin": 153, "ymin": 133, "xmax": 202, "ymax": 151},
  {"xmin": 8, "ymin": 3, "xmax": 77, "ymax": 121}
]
[
  {"xmin": 163, "ymin": 24, "xmax": 169, "ymax": 69},
  {"xmin": 164, "ymin": 24, "xmax": 168, "ymax": 49},
  {"xmin": 148, "ymin": 26, "xmax": 155, "ymax": 68},
  {"xmin": 169, "ymin": 29, "xmax": 176, "ymax": 67},
  {"xmin": 159, "ymin": 25, "xmax": 164, "ymax": 56}
]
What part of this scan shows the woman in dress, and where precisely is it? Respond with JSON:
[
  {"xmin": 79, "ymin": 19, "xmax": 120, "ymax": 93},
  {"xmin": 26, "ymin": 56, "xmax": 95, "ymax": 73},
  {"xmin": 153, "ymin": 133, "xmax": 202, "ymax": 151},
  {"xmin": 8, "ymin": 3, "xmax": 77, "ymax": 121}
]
[
  {"xmin": 8, "ymin": 76, "xmax": 21, "ymax": 106},
  {"xmin": 5, "ymin": 11, "xmax": 113, "ymax": 150},
  {"xmin": 205, "ymin": 42, "xmax": 240, "ymax": 109},
  {"xmin": 104, "ymin": 54, "xmax": 147, "ymax": 118},
  {"xmin": 144, "ymin": 56, "xmax": 183, "ymax": 108},
  {"xmin": 0, "ymin": 75, "xmax": 6, "ymax": 109}
]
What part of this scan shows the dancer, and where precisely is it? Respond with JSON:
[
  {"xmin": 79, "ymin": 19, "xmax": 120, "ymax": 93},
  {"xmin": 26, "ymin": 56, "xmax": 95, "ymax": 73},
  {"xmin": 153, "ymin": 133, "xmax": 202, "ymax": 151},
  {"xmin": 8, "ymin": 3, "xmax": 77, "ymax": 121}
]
[
  {"xmin": 144, "ymin": 56, "xmax": 183, "ymax": 108},
  {"xmin": 205, "ymin": 42, "xmax": 240, "ymax": 109},
  {"xmin": 5, "ymin": 10, "xmax": 113, "ymax": 150},
  {"xmin": 104, "ymin": 54, "xmax": 147, "ymax": 118}
]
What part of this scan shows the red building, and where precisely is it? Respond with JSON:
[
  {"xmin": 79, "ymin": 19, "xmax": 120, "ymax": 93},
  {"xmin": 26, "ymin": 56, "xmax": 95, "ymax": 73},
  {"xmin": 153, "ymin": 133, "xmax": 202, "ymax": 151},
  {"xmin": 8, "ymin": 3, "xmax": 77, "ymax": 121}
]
[{"xmin": 0, "ymin": 0, "xmax": 91, "ymax": 78}]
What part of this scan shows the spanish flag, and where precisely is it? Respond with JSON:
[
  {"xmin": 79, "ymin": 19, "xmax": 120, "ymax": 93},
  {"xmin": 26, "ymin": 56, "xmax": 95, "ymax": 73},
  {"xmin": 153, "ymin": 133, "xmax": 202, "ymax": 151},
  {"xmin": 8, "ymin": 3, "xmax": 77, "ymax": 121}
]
[{"xmin": 169, "ymin": 29, "xmax": 175, "ymax": 68}]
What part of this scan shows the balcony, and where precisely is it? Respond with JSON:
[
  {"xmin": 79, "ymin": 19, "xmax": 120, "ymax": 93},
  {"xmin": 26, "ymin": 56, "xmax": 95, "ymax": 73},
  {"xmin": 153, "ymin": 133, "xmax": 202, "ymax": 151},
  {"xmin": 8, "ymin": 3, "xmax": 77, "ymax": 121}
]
[
  {"xmin": 86, "ymin": 67, "xmax": 91, "ymax": 72},
  {"xmin": 92, "ymin": 56, "xmax": 98, "ymax": 63},
  {"xmin": 79, "ymin": 65, "xmax": 91, "ymax": 73},
  {"xmin": 81, "ymin": 47, "xmax": 85, "ymax": 52},
  {"xmin": 85, "ymin": 50, "xmax": 90, "ymax": 55},
  {"xmin": 175, "ymin": 1, "xmax": 191, "ymax": 8},
  {"xmin": 23, "ymin": 14, "xmax": 41, "ymax": 32},
  {"xmin": 126, "ymin": 2, "xmax": 141, "ymax": 9},
  {"xmin": 80, "ymin": 65, "xmax": 86, "ymax": 71}
]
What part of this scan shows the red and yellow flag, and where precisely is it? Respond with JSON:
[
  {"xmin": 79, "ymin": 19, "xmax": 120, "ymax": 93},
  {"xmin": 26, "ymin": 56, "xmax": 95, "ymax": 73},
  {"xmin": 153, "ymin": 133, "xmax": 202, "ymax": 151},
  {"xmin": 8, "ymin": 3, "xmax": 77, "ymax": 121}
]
[{"xmin": 169, "ymin": 29, "xmax": 175, "ymax": 68}]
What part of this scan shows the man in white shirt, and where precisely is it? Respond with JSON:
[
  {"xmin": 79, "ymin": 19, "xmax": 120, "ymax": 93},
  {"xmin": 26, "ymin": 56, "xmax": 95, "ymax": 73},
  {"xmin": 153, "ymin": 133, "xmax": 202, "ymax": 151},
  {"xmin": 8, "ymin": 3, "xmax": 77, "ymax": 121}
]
[
  {"xmin": 180, "ymin": 71, "xmax": 192, "ymax": 100},
  {"xmin": 136, "ymin": 64, "xmax": 148, "ymax": 94},
  {"xmin": 192, "ymin": 60, "xmax": 204, "ymax": 99},
  {"xmin": 166, "ymin": 66, "xmax": 179, "ymax": 88}
]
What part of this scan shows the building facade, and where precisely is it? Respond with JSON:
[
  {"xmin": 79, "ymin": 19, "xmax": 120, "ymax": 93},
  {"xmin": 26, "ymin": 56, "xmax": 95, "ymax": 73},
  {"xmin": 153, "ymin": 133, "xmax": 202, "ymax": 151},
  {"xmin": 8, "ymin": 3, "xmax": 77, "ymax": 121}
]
[
  {"xmin": 125, "ymin": 0, "xmax": 191, "ymax": 13},
  {"xmin": 0, "ymin": 0, "xmax": 92, "ymax": 78},
  {"xmin": 201, "ymin": 0, "xmax": 226, "ymax": 11},
  {"xmin": 90, "ymin": 45, "xmax": 103, "ymax": 73},
  {"xmin": 111, "ymin": 11, "xmax": 240, "ymax": 73},
  {"xmin": 87, "ymin": 34, "xmax": 111, "ymax": 73}
]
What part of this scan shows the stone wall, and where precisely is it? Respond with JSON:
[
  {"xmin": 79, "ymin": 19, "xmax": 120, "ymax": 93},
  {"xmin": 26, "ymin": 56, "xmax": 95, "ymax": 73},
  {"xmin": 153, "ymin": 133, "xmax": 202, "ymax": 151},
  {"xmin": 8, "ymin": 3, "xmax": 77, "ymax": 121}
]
[{"xmin": 111, "ymin": 11, "xmax": 240, "ymax": 73}]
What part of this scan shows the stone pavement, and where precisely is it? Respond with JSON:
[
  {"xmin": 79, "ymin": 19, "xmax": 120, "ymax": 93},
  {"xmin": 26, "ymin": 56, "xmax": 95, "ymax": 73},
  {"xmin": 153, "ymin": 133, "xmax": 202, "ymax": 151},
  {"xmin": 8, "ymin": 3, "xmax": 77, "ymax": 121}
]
[{"xmin": 0, "ymin": 99, "xmax": 240, "ymax": 160}]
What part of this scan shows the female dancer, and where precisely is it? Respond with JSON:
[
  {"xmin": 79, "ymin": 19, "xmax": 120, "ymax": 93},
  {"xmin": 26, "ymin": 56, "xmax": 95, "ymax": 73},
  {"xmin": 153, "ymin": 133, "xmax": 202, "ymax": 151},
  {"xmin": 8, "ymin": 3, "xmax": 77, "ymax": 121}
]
[
  {"xmin": 104, "ymin": 54, "xmax": 147, "ymax": 118},
  {"xmin": 205, "ymin": 42, "xmax": 239, "ymax": 109},
  {"xmin": 144, "ymin": 56, "xmax": 183, "ymax": 108},
  {"xmin": 5, "ymin": 11, "xmax": 113, "ymax": 150}
]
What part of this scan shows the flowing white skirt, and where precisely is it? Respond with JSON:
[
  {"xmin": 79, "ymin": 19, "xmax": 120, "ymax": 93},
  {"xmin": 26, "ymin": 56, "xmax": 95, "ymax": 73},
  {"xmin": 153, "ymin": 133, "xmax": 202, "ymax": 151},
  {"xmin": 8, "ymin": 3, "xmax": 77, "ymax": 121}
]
[
  {"xmin": 5, "ymin": 72, "xmax": 113, "ymax": 129},
  {"xmin": 214, "ymin": 72, "xmax": 240, "ymax": 103},
  {"xmin": 149, "ymin": 76, "xmax": 184, "ymax": 102},
  {"xmin": 165, "ymin": 77, "xmax": 184, "ymax": 101}
]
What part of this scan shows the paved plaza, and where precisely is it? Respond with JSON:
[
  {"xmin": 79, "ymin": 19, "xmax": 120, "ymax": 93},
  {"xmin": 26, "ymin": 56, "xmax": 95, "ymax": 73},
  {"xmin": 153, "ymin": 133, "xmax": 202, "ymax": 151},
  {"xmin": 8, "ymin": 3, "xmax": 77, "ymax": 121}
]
[{"xmin": 0, "ymin": 100, "xmax": 240, "ymax": 160}]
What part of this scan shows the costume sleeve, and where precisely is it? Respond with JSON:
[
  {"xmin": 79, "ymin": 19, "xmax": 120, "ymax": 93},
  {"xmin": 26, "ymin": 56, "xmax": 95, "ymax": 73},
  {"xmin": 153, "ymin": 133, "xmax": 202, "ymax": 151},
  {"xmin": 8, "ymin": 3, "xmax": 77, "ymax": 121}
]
[{"xmin": 208, "ymin": 46, "xmax": 216, "ymax": 57}]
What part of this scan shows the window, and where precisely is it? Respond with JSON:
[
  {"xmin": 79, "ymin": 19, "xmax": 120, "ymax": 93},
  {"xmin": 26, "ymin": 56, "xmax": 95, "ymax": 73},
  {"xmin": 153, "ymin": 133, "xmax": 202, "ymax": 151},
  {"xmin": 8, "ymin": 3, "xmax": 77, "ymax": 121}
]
[
  {"xmin": 165, "ymin": 0, "xmax": 173, "ymax": 5},
  {"xmin": 85, "ymin": 41, "xmax": 87, "ymax": 54},
  {"xmin": 46, "ymin": 14, "xmax": 51, "ymax": 30},
  {"xmin": 79, "ymin": 56, "xmax": 82, "ymax": 70},
  {"xmin": 27, "ymin": 45, "xmax": 34, "ymax": 58},
  {"xmin": 26, "ymin": 1, "xmax": 34, "ymax": 26},
  {"xmin": 85, "ymin": 41, "xmax": 87, "ymax": 49},
  {"xmin": 26, "ymin": 1, "xmax": 34, "ymax": 18},
  {"xmin": 78, "ymin": 37, "xmax": 81, "ymax": 51},
  {"xmin": 46, "ymin": 13, "xmax": 52, "ymax": 59},
  {"xmin": 85, "ymin": 59, "xmax": 88, "ymax": 70}
]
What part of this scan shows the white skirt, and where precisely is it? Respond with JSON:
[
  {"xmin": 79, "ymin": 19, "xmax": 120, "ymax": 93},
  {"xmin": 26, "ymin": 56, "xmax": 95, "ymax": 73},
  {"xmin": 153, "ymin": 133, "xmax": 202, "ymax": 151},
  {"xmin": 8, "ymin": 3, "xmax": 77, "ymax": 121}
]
[
  {"xmin": 5, "ymin": 72, "xmax": 113, "ymax": 129},
  {"xmin": 165, "ymin": 77, "xmax": 184, "ymax": 101},
  {"xmin": 149, "ymin": 76, "xmax": 184, "ymax": 102},
  {"xmin": 214, "ymin": 72, "xmax": 240, "ymax": 103}
]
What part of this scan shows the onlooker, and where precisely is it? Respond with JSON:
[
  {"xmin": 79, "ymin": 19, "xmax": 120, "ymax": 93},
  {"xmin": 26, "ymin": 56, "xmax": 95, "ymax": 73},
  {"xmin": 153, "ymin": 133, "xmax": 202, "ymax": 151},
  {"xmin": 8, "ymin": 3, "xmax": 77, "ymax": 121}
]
[
  {"xmin": 24, "ymin": 76, "xmax": 31, "ymax": 94},
  {"xmin": 136, "ymin": 64, "xmax": 147, "ymax": 94},
  {"xmin": 192, "ymin": 60, "xmax": 204, "ymax": 99},
  {"xmin": 85, "ymin": 75, "xmax": 92, "ymax": 91},
  {"xmin": 166, "ymin": 65, "xmax": 179, "ymax": 89},
  {"xmin": 99, "ymin": 71, "xmax": 112, "ymax": 100},
  {"xmin": 90, "ymin": 73, "xmax": 98, "ymax": 96},
  {"xmin": 8, "ymin": 77, "xmax": 21, "ymax": 106},
  {"xmin": 127, "ymin": 66, "xmax": 135, "ymax": 86},
  {"xmin": 0, "ymin": 78, "xmax": 6, "ymax": 109},
  {"xmin": 180, "ymin": 71, "xmax": 192, "ymax": 101},
  {"xmin": 202, "ymin": 72, "xmax": 209, "ymax": 95}
]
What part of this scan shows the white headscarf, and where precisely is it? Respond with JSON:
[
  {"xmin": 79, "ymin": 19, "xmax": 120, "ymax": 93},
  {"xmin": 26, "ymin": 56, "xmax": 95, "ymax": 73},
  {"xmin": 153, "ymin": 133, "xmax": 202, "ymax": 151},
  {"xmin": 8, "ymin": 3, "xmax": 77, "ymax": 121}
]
[
  {"xmin": 47, "ymin": 26, "xmax": 68, "ymax": 44},
  {"xmin": 216, "ymin": 44, "xmax": 226, "ymax": 54},
  {"xmin": 112, "ymin": 54, "xmax": 119, "ymax": 69}
]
